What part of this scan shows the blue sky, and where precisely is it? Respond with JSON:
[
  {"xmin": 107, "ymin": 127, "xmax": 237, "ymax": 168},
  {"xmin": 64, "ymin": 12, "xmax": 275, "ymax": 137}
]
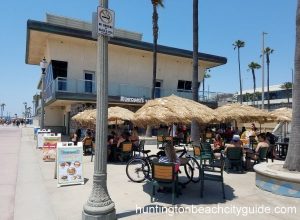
[{"xmin": 0, "ymin": 0, "xmax": 297, "ymax": 116}]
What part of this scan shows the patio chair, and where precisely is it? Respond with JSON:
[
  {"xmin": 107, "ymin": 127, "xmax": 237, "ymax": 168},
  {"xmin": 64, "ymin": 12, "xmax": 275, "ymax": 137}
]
[
  {"xmin": 82, "ymin": 137, "xmax": 93, "ymax": 155},
  {"xmin": 199, "ymin": 142, "xmax": 214, "ymax": 165},
  {"xmin": 255, "ymin": 147, "xmax": 269, "ymax": 164},
  {"xmin": 200, "ymin": 155, "xmax": 225, "ymax": 199},
  {"xmin": 157, "ymin": 135, "xmax": 172, "ymax": 148},
  {"xmin": 119, "ymin": 142, "xmax": 132, "ymax": 160},
  {"xmin": 246, "ymin": 146, "xmax": 269, "ymax": 170},
  {"xmin": 151, "ymin": 161, "xmax": 179, "ymax": 205},
  {"xmin": 224, "ymin": 147, "xmax": 243, "ymax": 172}
]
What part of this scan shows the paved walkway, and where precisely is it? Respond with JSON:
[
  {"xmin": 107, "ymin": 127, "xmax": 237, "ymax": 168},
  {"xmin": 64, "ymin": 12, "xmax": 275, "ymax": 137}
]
[{"xmin": 0, "ymin": 126, "xmax": 299, "ymax": 220}]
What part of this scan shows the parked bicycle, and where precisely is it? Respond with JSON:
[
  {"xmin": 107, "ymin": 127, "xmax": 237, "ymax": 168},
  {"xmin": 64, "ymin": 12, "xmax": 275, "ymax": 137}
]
[
  {"xmin": 126, "ymin": 147, "xmax": 158, "ymax": 183},
  {"xmin": 126, "ymin": 139, "xmax": 200, "ymax": 185},
  {"xmin": 175, "ymin": 143, "xmax": 201, "ymax": 184}
]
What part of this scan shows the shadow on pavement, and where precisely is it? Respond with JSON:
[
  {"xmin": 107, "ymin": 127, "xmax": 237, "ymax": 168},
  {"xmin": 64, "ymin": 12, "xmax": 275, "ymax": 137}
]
[{"xmin": 142, "ymin": 180, "xmax": 236, "ymax": 205}]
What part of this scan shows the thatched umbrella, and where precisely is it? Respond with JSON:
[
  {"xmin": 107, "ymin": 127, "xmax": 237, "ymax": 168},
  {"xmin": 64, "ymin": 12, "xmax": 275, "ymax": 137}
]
[
  {"xmin": 71, "ymin": 109, "xmax": 96, "ymax": 128},
  {"xmin": 215, "ymin": 103, "xmax": 275, "ymax": 123},
  {"xmin": 72, "ymin": 107, "xmax": 134, "ymax": 126},
  {"xmin": 269, "ymin": 108, "xmax": 292, "ymax": 122},
  {"xmin": 132, "ymin": 95, "xmax": 218, "ymax": 127}
]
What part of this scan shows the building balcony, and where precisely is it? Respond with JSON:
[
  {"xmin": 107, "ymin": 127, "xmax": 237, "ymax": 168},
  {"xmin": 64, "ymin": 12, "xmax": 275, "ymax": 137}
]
[{"xmin": 44, "ymin": 77, "xmax": 225, "ymax": 105}]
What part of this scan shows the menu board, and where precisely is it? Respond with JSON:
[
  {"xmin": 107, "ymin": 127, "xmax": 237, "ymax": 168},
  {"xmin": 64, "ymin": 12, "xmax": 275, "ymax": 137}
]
[
  {"xmin": 37, "ymin": 129, "xmax": 51, "ymax": 148},
  {"xmin": 42, "ymin": 134, "xmax": 61, "ymax": 162},
  {"xmin": 57, "ymin": 142, "xmax": 84, "ymax": 187}
]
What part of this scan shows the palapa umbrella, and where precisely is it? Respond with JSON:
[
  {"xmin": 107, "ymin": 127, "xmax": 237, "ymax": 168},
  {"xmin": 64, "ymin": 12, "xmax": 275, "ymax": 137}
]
[
  {"xmin": 72, "ymin": 107, "xmax": 134, "ymax": 126},
  {"xmin": 269, "ymin": 108, "xmax": 292, "ymax": 122},
  {"xmin": 71, "ymin": 109, "xmax": 95, "ymax": 127},
  {"xmin": 215, "ymin": 103, "xmax": 275, "ymax": 123},
  {"xmin": 132, "ymin": 95, "xmax": 218, "ymax": 127}
]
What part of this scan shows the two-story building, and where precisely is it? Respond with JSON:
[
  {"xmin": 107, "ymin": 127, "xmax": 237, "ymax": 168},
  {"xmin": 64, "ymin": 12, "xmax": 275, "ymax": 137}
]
[{"xmin": 26, "ymin": 14, "xmax": 227, "ymax": 134}]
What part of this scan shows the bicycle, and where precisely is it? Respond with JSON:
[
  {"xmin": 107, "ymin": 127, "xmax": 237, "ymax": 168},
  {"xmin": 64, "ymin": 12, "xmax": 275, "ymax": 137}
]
[
  {"xmin": 126, "ymin": 141, "xmax": 159, "ymax": 183},
  {"xmin": 175, "ymin": 143, "xmax": 201, "ymax": 184}
]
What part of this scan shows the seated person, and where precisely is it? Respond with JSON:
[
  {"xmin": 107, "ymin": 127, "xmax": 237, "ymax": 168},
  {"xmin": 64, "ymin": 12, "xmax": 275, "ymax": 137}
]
[
  {"xmin": 117, "ymin": 132, "xmax": 130, "ymax": 148},
  {"xmin": 212, "ymin": 134, "xmax": 224, "ymax": 153},
  {"xmin": 115, "ymin": 132, "xmax": 131, "ymax": 161},
  {"xmin": 245, "ymin": 133, "xmax": 269, "ymax": 169},
  {"xmin": 224, "ymin": 135, "xmax": 243, "ymax": 154},
  {"xmin": 157, "ymin": 141, "xmax": 181, "ymax": 193},
  {"xmin": 81, "ymin": 130, "xmax": 93, "ymax": 155},
  {"xmin": 107, "ymin": 135, "xmax": 114, "ymax": 161},
  {"xmin": 130, "ymin": 128, "xmax": 140, "ymax": 149},
  {"xmin": 159, "ymin": 141, "xmax": 180, "ymax": 172}
]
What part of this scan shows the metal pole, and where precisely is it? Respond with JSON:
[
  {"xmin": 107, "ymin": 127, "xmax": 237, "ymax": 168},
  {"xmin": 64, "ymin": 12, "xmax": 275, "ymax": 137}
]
[
  {"xmin": 82, "ymin": 0, "xmax": 116, "ymax": 219},
  {"xmin": 41, "ymin": 72, "xmax": 45, "ymax": 129},
  {"xmin": 261, "ymin": 32, "xmax": 267, "ymax": 109}
]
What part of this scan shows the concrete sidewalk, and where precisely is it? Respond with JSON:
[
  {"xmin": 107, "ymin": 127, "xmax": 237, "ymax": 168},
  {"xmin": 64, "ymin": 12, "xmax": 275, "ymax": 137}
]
[{"xmin": 1, "ymin": 126, "xmax": 299, "ymax": 220}]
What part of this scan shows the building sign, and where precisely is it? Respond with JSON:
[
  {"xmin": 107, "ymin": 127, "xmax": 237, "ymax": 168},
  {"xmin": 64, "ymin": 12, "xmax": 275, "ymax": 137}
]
[
  {"xmin": 120, "ymin": 96, "xmax": 148, "ymax": 103},
  {"xmin": 42, "ymin": 133, "xmax": 61, "ymax": 162},
  {"xmin": 57, "ymin": 142, "xmax": 84, "ymax": 187},
  {"xmin": 97, "ymin": 6, "xmax": 115, "ymax": 37}
]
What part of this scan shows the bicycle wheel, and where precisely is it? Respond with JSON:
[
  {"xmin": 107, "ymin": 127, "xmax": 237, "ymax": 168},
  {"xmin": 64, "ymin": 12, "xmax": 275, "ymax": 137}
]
[
  {"xmin": 126, "ymin": 158, "xmax": 150, "ymax": 183},
  {"xmin": 188, "ymin": 157, "xmax": 201, "ymax": 183},
  {"xmin": 178, "ymin": 162, "xmax": 193, "ymax": 186}
]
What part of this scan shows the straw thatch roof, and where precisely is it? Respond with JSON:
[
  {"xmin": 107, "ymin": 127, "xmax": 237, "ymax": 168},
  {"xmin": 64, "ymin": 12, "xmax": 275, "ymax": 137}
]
[
  {"xmin": 71, "ymin": 107, "xmax": 134, "ymax": 126},
  {"xmin": 132, "ymin": 95, "xmax": 218, "ymax": 127},
  {"xmin": 215, "ymin": 103, "xmax": 275, "ymax": 123},
  {"xmin": 269, "ymin": 108, "xmax": 292, "ymax": 122},
  {"xmin": 71, "ymin": 109, "xmax": 95, "ymax": 126}
]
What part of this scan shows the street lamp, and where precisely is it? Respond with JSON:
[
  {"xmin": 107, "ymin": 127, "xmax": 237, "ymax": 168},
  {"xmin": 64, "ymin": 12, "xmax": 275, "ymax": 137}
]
[
  {"xmin": 40, "ymin": 57, "xmax": 47, "ymax": 129},
  {"xmin": 82, "ymin": 1, "xmax": 116, "ymax": 219},
  {"xmin": 23, "ymin": 102, "xmax": 27, "ymax": 126}
]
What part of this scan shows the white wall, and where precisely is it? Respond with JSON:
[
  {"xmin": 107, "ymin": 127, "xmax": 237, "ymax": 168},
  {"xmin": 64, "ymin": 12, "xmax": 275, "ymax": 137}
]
[{"xmin": 47, "ymin": 36, "xmax": 205, "ymax": 90}]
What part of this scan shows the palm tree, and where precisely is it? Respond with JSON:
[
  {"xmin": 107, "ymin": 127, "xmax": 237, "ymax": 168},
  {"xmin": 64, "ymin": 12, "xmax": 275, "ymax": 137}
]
[
  {"xmin": 233, "ymin": 40, "xmax": 245, "ymax": 104},
  {"xmin": 284, "ymin": 0, "xmax": 300, "ymax": 171},
  {"xmin": 263, "ymin": 47, "xmax": 274, "ymax": 110},
  {"xmin": 280, "ymin": 82, "xmax": 293, "ymax": 104},
  {"xmin": 191, "ymin": 0, "xmax": 200, "ymax": 145},
  {"xmin": 248, "ymin": 62, "xmax": 261, "ymax": 106},
  {"xmin": 150, "ymin": 0, "xmax": 164, "ymax": 99},
  {"xmin": 202, "ymin": 71, "xmax": 211, "ymax": 100},
  {"xmin": 146, "ymin": 0, "xmax": 164, "ymax": 137},
  {"xmin": 0, "ymin": 103, "xmax": 5, "ymax": 118}
]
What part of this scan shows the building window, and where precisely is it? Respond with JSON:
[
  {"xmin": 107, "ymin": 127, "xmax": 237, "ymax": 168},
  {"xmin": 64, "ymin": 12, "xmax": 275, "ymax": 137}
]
[
  {"xmin": 177, "ymin": 80, "xmax": 192, "ymax": 91},
  {"xmin": 84, "ymin": 72, "xmax": 95, "ymax": 93}
]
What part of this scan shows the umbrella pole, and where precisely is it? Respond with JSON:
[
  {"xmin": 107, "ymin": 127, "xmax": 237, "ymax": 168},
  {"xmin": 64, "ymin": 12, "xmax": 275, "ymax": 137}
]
[{"xmin": 259, "ymin": 123, "xmax": 262, "ymax": 133}]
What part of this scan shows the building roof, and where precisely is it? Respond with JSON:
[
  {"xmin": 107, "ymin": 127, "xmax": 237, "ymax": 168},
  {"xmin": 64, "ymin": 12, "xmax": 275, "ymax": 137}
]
[
  {"xmin": 26, "ymin": 19, "xmax": 227, "ymax": 66},
  {"xmin": 241, "ymin": 84, "xmax": 291, "ymax": 94}
]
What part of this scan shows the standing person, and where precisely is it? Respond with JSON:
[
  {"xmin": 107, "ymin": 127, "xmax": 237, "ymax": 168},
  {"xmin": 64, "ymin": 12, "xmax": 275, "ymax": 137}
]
[
  {"xmin": 70, "ymin": 132, "xmax": 78, "ymax": 145},
  {"xmin": 169, "ymin": 123, "xmax": 177, "ymax": 137},
  {"xmin": 76, "ymin": 128, "xmax": 82, "ymax": 140}
]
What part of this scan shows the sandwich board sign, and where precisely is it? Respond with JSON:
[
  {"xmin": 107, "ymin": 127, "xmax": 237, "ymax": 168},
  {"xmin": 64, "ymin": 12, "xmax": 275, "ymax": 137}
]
[
  {"xmin": 56, "ymin": 142, "xmax": 84, "ymax": 187},
  {"xmin": 42, "ymin": 133, "xmax": 61, "ymax": 162},
  {"xmin": 37, "ymin": 129, "xmax": 51, "ymax": 148},
  {"xmin": 97, "ymin": 6, "xmax": 115, "ymax": 37}
]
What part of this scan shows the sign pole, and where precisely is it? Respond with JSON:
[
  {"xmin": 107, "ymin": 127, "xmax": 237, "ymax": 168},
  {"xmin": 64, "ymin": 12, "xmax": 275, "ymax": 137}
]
[{"xmin": 82, "ymin": 0, "xmax": 116, "ymax": 219}]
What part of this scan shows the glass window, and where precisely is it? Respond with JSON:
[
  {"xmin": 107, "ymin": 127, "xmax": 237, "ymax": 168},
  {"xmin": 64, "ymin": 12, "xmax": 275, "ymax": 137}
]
[
  {"xmin": 177, "ymin": 80, "xmax": 185, "ymax": 90},
  {"xmin": 185, "ymin": 81, "xmax": 192, "ymax": 90}
]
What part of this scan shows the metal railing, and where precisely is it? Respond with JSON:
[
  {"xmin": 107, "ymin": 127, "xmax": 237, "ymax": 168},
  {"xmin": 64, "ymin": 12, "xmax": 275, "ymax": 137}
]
[{"xmin": 43, "ymin": 77, "xmax": 231, "ymax": 103}]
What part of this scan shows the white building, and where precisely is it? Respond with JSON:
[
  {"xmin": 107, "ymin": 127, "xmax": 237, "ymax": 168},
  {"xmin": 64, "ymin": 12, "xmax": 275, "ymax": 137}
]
[
  {"xmin": 240, "ymin": 84, "xmax": 292, "ymax": 110},
  {"xmin": 26, "ymin": 14, "xmax": 227, "ymax": 134}
]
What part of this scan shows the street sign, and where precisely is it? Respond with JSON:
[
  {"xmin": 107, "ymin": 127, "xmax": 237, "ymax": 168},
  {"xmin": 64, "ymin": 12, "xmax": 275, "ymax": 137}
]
[{"xmin": 97, "ymin": 6, "xmax": 115, "ymax": 37}]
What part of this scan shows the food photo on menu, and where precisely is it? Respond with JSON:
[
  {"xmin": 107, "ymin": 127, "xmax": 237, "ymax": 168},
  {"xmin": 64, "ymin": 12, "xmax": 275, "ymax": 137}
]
[{"xmin": 59, "ymin": 161, "xmax": 82, "ymax": 182}]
